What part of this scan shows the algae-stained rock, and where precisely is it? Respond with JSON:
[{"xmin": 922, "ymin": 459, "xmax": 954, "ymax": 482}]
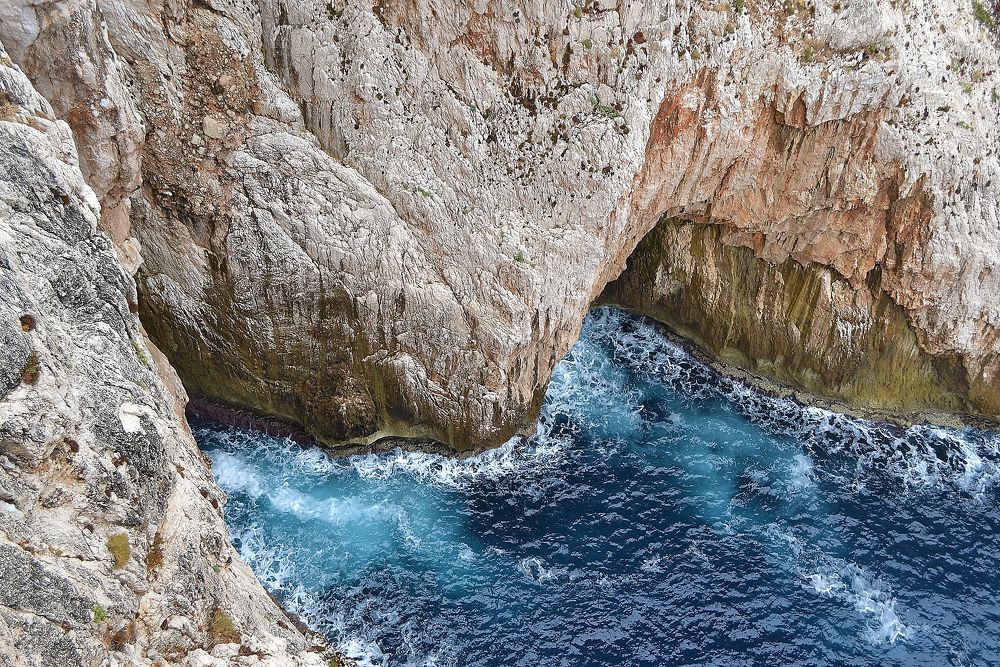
[{"xmin": 603, "ymin": 218, "xmax": 980, "ymax": 418}]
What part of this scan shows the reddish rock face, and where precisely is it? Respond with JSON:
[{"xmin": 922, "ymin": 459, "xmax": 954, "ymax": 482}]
[
  {"xmin": 615, "ymin": 70, "xmax": 998, "ymax": 420},
  {"xmin": 3, "ymin": 0, "xmax": 998, "ymax": 450},
  {"xmin": 628, "ymin": 77, "xmax": 915, "ymax": 285}
]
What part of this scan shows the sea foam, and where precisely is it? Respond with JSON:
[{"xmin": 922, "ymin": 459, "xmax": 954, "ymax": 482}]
[
  {"xmin": 586, "ymin": 307, "xmax": 1000, "ymax": 496},
  {"xmin": 194, "ymin": 307, "xmax": 1000, "ymax": 665}
]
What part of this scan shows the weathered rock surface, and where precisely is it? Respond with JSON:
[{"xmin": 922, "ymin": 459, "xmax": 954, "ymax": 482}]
[
  {"xmin": 0, "ymin": 50, "xmax": 329, "ymax": 666},
  {"xmin": 2, "ymin": 0, "xmax": 998, "ymax": 450},
  {"xmin": 602, "ymin": 218, "xmax": 973, "ymax": 418}
]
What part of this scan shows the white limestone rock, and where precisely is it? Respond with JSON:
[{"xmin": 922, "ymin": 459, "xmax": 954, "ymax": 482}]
[{"xmin": 0, "ymin": 48, "xmax": 332, "ymax": 666}]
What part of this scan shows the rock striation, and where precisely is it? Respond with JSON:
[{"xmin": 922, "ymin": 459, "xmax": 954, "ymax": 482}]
[
  {"xmin": 1, "ymin": 0, "xmax": 998, "ymax": 447},
  {"xmin": 0, "ymin": 0, "xmax": 998, "ymax": 661},
  {"xmin": 0, "ymin": 50, "xmax": 329, "ymax": 666},
  {"xmin": 602, "ymin": 218, "xmax": 972, "ymax": 417}
]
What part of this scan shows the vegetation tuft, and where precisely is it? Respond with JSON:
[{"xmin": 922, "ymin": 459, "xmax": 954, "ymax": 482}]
[
  {"xmin": 110, "ymin": 621, "xmax": 137, "ymax": 650},
  {"xmin": 21, "ymin": 352, "xmax": 39, "ymax": 385},
  {"xmin": 107, "ymin": 533, "xmax": 130, "ymax": 569},
  {"xmin": 209, "ymin": 608, "xmax": 241, "ymax": 645},
  {"xmin": 0, "ymin": 101, "xmax": 18, "ymax": 122},
  {"xmin": 591, "ymin": 97, "xmax": 620, "ymax": 119},
  {"xmin": 973, "ymin": 0, "xmax": 999, "ymax": 37},
  {"xmin": 146, "ymin": 530, "xmax": 165, "ymax": 572},
  {"xmin": 973, "ymin": 0, "xmax": 994, "ymax": 26},
  {"xmin": 401, "ymin": 182, "xmax": 434, "ymax": 198}
]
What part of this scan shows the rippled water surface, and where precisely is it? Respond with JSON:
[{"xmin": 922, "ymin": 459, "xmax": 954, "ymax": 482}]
[{"xmin": 194, "ymin": 308, "xmax": 1000, "ymax": 666}]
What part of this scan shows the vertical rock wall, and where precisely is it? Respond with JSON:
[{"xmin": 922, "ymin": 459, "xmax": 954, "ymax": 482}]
[
  {"xmin": 0, "ymin": 49, "xmax": 329, "ymax": 666},
  {"xmin": 602, "ymin": 218, "xmax": 975, "ymax": 419},
  {"xmin": 1, "ymin": 0, "xmax": 997, "ymax": 451}
]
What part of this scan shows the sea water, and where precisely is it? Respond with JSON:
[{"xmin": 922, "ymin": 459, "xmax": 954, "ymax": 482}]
[{"xmin": 194, "ymin": 307, "xmax": 1000, "ymax": 666}]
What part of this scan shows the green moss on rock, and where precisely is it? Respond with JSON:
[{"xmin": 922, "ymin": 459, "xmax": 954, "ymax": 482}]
[
  {"xmin": 208, "ymin": 608, "xmax": 240, "ymax": 645},
  {"xmin": 106, "ymin": 533, "xmax": 130, "ymax": 569},
  {"xmin": 602, "ymin": 217, "xmax": 976, "ymax": 419}
]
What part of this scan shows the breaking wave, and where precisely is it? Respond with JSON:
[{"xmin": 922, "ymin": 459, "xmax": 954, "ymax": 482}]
[{"xmin": 195, "ymin": 307, "xmax": 1000, "ymax": 667}]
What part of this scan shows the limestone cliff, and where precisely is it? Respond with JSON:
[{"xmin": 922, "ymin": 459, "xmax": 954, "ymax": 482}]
[
  {"xmin": 0, "ymin": 50, "xmax": 330, "ymax": 666},
  {"xmin": 601, "ymin": 218, "xmax": 975, "ymax": 419},
  {"xmin": 1, "ymin": 0, "xmax": 997, "ymax": 451}
]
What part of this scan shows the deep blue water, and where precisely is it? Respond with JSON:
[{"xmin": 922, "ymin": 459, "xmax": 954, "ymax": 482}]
[{"xmin": 194, "ymin": 308, "xmax": 1000, "ymax": 667}]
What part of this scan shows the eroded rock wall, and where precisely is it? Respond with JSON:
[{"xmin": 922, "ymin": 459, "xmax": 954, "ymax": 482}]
[
  {"xmin": 602, "ymin": 218, "xmax": 977, "ymax": 418},
  {"xmin": 2, "ymin": 0, "xmax": 998, "ymax": 450},
  {"xmin": 0, "ymin": 50, "xmax": 329, "ymax": 666}
]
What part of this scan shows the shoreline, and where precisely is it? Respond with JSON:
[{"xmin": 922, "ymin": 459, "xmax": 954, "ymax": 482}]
[
  {"xmin": 187, "ymin": 310, "xmax": 1000, "ymax": 462},
  {"xmin": 186, "ymin": 396, "xmax": 465, "ymax": 459},
  {"xmin": 189, "ymin": 309, "xmax": 999, "ymax": 664},
  {"xmin": 624, "ymin": 308, "xmax": 1000, "ymax": 436}
]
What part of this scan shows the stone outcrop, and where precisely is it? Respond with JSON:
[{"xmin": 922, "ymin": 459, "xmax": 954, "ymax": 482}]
[
  {"xmin": 602, "ymin": 218, "xmax": 973, "ymax": 418},
  {"xmin": 0, "ymin": 49, "xmax": 330, "ymax": 666},
  {"xmin": 1, "ymin": 0, "xmax": 998, "ymax": 452},
  {"xmin": 0, "ymin": 0, "xmax": 997, "ymax": 661}
]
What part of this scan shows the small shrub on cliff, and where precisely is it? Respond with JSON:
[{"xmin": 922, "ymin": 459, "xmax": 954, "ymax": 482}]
[
  {"xmin": 209, "ymin": 608, "xmax": 241, "ymax": 645},
  {"xmin": 107, "ymin": 533, "xmax": 130, "ymax": 569},
  {"xmin": 146, "ymin": 530, "xmax": 165, "ymax": 572},
  {"xmin": 973, "ymin": 0, "xmax": 996, "ymax": 28},
  {"xmin": 93, "ymin": 603, "xmax": 108, "ymax": 623},
  {"xmin": 161, "ymin": 641, "xmax": 187, "ymax": 661},
  {"xmin": 21, "ymin": 352, "xmax": 39, "ymax": 385},
  {"xmin": 591, "ymin": 97, "xmax": 619, "ymax": 119},
  {"xmin": 0, "ymin": 101, "xmax": 18, "ymax": 122},
  {"xmin": 401, "ymin": 182, "xmax": 434, "ymax": 198},
  {"xmin": 110, "ymin": 621, "xmax": 137, "ymax": 650}
]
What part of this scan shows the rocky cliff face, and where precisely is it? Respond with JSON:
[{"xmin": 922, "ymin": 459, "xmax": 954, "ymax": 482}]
[
  {"xmin": 1, "ymin": 0, "xmax": 997, "ymax": 452},
  {"xmin": 0, "ymin": 0, "xmax": 998, "ymax": 661},
  {"xmin": 602, "ymin": 218, "xmax": 974, "ymax": 418},
  {"xmin": 0, "ymin": 50, "xmax": 329, "ymax": 666}
]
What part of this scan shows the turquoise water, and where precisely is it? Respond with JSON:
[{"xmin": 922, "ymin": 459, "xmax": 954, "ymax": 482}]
[{"xmin": 194, "ymin": 308, "xmax": 1000, "ymax": 666}]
